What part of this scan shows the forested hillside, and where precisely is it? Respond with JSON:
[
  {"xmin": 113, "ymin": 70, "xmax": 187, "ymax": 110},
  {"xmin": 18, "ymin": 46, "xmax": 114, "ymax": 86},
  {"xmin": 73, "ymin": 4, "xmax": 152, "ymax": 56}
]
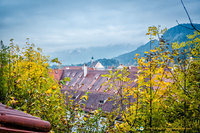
[{"xmin": 114, "ymin": 24, "xmax": 200, "ymax": 65}]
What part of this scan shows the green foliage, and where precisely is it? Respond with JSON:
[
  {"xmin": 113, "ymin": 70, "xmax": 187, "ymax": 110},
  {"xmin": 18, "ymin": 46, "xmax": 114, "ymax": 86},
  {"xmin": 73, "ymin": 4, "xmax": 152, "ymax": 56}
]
[
  {"xmin": 165, "ymin": 30, "xmax": 200, "ymax": 129},
  {"xmin": 0, "ymin": 40, "xmax": 9, "ymax": 103},
  {"xmin": 4, "ymin": 40, "xmax": 69, "ymax": 132},
  {"xmin": 104, "ymin": 26, "xmax": 200, "ymax": 132},
  {"xmin": 1, "ymin": 39, "xmax": 106, "ymax": 132},
  {"xmin": 102, "ymin": 68, "xmax": 134, "ymax": 132},
  {"xmin": 60, "ymin": 77, "xmax": 71, "ymax": 85},
  {"xmin": 1, "ymin": 25, "xmax": 199, "ymax": 132},
  {"xmin": 62, "ymin": 89, "xmax": 106, "ymax": 132},
  {"xmin": 51, "ymin": 57, "xmax": 62, "ymax": 65}
]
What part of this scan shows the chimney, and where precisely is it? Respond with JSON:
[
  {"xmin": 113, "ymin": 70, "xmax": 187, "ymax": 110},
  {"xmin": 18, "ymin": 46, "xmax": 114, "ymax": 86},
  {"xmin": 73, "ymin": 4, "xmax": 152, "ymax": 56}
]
[{"xmin": 83, "ymin": 64, "xmax": 87, "ymax": 77}]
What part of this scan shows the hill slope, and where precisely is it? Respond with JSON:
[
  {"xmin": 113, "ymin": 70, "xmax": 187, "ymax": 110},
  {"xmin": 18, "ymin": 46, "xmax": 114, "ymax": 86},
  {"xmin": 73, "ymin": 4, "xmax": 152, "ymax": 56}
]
[{"xmin": 114, "ymin": 24, "xmax": 200, "ymax": 65}]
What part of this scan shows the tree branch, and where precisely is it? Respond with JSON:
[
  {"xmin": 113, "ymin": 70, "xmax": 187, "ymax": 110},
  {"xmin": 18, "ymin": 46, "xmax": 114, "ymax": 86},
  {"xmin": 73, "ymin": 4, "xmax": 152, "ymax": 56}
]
[{"xmin": 181, "ymin": 0, "xmax": 200, "ymax": 33}]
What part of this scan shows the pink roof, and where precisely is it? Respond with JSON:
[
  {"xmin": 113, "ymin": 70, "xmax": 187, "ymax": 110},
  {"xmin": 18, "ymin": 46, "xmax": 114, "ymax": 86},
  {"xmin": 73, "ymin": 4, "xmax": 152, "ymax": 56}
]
[
  {"xmin": 63, "ymin": 66, "xmax": 94, "ymax": 70},
  {"xmin": 55, "ymin": 66, "xmax": 171, "ymax": 113},
  {"xmin": 60, "ymin": 68, "xmax": 138, "ymax": 112},
  {"xmin": 51, "ymin": 69, "xmax": 63, "ymax": 81},
  {"xmin": 61, "ymin": 69, "xmax": 138, "ymax": 94},
  {"xmin": 64, "ymin": 66, "xmax": 82, "ymax": 70},
  {"xmin": 0, "ymin": 103, "xmax": 51, "ymax": 132}
]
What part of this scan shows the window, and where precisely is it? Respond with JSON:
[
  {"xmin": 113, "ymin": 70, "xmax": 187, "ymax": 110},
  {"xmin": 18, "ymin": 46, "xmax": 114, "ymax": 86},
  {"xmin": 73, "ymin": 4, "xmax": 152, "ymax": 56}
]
[
  {"xmin": 67, "ymin": 72, "xmax": 71, "ymax": 77},
  {"xmin": 88, "ymin": 86, "xmax": 92, "ymax": 90},
  {"xmin": 72, "ymin": 94, "xmax": 80, "ymax": 100},
  {"xmin": 99, "ymin": 100, "xmax": 104, "ymax": 104},
  {"xmin": 99, "ymin": 98, "xmax": 108, "ymax": 104},
  {"xmin": 95, "ymin": 74, "xmax": 100, "ymax": 79},
  {"xmin": 71, "ymin": 83, "xmax": 75, "ymax": 87},
  {"xmin": 95, "ymin": 87, "xmax": 100, "ymax": 91},
  {"xmin": 79, "ymin": 73, "xmax": 83, "ymax": 78},
  {"xmin": 95, "ymin": 86, "xmax": 101, "ymax": 91},
  {"xmin": 72, "ymin": 72, "xmax": 76, "ymax": 77}
]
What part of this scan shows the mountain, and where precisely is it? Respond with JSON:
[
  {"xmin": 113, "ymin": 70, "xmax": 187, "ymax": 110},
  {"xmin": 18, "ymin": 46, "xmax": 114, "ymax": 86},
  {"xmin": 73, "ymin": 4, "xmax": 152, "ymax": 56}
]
[
  {"xmin": 114, "ymin": 40, "xmax": 159, "ymax": 65},
  {"xmin": 50, "ymin": 44, "xmax": 137, "ymax": 65},
  {"xmin": 114, "ymin": 24, "xmax": 200, "ymax": 65}
]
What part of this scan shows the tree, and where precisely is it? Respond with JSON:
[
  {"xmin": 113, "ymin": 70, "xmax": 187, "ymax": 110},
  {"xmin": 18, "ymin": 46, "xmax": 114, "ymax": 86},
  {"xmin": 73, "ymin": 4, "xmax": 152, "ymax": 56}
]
[
  {"xmin": 4, "ymin": 39, "xmax": 105, "ymax": 132},
  {"xmin": 5, "ymin": 39, "xmax": 69, "ymax": 132},
  {"xmin": 112, "ymin": 25, "xmax": 200, "ymax": 132},
  {"xmin": 0, "ymin": 40, "xmax": 9, "ymax": 103},
  {"xmin": 102, "ymin": 68, "xmax": 133, "ymax": 132}
]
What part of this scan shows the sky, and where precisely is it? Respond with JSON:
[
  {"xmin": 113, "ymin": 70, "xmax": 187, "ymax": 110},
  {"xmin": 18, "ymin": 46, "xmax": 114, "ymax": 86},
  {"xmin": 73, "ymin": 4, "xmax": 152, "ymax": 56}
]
[{"xmin": 0, "ymin": 0, "xmax": 200, "ymax": 54}]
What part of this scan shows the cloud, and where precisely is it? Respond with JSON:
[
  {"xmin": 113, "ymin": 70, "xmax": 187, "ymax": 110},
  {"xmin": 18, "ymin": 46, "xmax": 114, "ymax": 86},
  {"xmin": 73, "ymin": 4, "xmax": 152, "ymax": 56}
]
[{"xmin": 0, "ymin": 0, "xmax": 199, "ymax": 54}]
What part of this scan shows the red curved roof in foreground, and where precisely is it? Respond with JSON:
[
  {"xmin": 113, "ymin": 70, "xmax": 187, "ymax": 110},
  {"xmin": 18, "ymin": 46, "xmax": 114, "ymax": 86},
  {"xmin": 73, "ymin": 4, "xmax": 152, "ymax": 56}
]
[{"xmin": 0, "ymin": 103, "xmax": 51, "ymax": 133}]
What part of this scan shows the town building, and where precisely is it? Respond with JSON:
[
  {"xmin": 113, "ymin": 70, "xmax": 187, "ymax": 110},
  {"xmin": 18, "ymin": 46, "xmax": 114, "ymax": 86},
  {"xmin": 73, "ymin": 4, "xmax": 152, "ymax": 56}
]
[
  {"xmin": 52, "ymin": 65, "xmax": 138, "ymax": 113},
  {"xmin": 117, "ymin": 64, "xmax": 125, "ymax": 70}
]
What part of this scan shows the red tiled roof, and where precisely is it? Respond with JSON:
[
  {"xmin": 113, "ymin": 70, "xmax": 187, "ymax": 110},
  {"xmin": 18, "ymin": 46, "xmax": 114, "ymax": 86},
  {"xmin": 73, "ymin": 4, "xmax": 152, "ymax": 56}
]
[{"xmin": 0, "ymin": 103, "xmax": 51, "ymax": 133}]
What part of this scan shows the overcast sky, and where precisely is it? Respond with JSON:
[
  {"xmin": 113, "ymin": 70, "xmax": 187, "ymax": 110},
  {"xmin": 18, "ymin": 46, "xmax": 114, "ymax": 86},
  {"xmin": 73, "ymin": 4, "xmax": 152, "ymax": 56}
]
[{"xmin": 0, "ymin": 0, "xmax": 199, "ymax": 54}]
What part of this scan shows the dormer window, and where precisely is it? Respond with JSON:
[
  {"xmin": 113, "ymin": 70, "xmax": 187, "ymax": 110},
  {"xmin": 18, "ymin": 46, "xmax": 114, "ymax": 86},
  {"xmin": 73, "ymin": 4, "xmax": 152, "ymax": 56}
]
[
  {"xmin": 99, "ymin": 98, "xmax": 108, "ymax": 104},
  {"xmin": 78, "ymin": 83, "xmax": 83, "ymax": 87},
  {"xmin": 96, "ymin": 87, "xmax": 100, "ymax": 91},
  {"xmin": 96, "ymin": 86, "xmax": 101, "ymax": 91},
  {"xmin": 66, "ymin": 82, "xmax": 69, "ymax": 85},
  {"xmin": 72, "ymin": 72, "xmax": 76, "ymax": 77},
  {"xmin": 88, "ymin": 86, "xmax": 92, "ymax": 90},
  {"xmin": 95, "ymin": 74, "xmax": 100, "ymax": 79},
  {"xmin": 79, "ymin": 73, "xmax": 83, "ymax": 78},
  {"xmin": 99, "ymin": 100, "xmax": 104, "ymax": 104},
  {"xmin": 67, "ymin": 72, "xmax": 71, "ymax": 77},
  {"xmin": 71, "ymin": 83, "xmax": 75, "ymax": 87},
  {"xmin": 72, "ymin": 94, "xmax": 80, "ymax": 100}
]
